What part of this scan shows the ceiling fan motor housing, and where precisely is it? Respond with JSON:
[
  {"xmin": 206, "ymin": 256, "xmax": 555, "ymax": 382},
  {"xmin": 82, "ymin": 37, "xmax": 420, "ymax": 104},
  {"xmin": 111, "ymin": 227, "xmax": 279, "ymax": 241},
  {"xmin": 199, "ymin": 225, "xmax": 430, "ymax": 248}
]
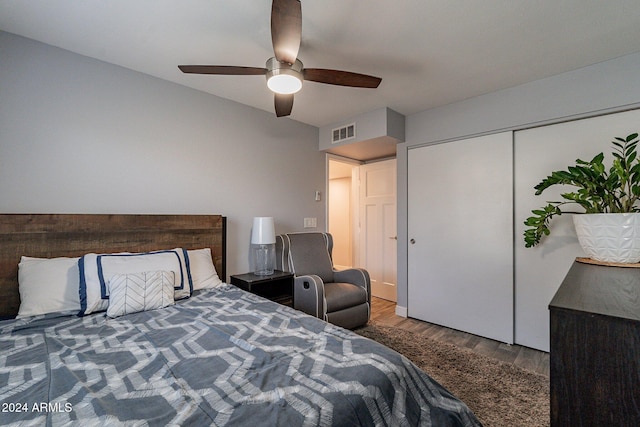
[{"xmin": 266, "ymin": 57, "xmax": 304, "ymax": 94}]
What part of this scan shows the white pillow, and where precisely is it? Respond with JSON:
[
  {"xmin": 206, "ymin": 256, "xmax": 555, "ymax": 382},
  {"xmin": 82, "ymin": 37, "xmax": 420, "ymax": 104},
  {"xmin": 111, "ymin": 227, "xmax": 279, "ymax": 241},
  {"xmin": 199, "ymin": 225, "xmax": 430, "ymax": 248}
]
[
  {"xmin": 106, "ymin": 271, "xmax": 175, "ymax": 318},
  {"xmin": 17, "ymin": 256, "xmax": 81, "ymax": 318},
  {"xmin": 79, "ymin": 248, "xmax": 192, "ymax": 316},
  {"xmin": 187, "ymin": 248, "xmax": 223, "ymax": 290}
]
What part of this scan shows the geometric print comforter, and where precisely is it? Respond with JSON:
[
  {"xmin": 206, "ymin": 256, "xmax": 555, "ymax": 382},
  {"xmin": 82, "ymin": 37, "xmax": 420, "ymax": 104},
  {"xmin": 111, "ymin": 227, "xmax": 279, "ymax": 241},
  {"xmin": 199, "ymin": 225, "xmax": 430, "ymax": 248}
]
[{"xmin": 0, "ymin": 285, "xmax": 482, "ymax": 426}]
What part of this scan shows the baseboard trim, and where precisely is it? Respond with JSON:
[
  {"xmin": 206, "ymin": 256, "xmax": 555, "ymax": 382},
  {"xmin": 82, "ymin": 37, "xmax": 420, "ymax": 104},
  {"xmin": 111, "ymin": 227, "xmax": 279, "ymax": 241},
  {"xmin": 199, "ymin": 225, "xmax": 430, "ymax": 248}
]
[{"xmin": 395, "ymin": 305, "xmax": 408, "ymax": 318}]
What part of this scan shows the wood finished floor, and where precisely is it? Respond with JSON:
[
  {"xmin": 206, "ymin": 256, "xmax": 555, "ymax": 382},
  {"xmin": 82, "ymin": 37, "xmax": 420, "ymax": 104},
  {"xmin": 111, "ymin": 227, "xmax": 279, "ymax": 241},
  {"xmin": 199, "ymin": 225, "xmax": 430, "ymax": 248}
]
[{"xmin": 370, "ymin": 296, "xmax": 550, "ymax": 377}]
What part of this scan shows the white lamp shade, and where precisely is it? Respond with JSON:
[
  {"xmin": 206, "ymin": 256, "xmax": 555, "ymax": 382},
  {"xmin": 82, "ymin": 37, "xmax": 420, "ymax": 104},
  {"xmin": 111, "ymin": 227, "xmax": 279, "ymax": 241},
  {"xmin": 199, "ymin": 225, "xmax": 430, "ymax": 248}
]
[{"xmin": 251, "ymin": 217, "xmax": 276, "ymax": 244}]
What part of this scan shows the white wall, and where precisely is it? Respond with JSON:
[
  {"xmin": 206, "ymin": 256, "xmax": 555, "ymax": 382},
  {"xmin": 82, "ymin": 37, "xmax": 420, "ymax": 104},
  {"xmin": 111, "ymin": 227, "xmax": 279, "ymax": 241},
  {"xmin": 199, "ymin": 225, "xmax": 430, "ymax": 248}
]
[
  {"xmin": 0, "ymin": 31, "xmax": 325, "ymax": 277},
  {"xmin": 398, "ymin": 51, "xmax": 640, "ymax": 322}
]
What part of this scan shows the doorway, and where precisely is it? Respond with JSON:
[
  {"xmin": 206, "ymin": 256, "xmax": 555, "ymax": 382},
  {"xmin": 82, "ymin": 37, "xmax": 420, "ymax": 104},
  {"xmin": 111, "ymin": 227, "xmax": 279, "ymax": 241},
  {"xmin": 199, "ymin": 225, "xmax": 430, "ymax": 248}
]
[
  {"xmin": 327, "ymin": 156, "xmax": 397, "ymax": 302},
  {"xmin": 328, "ymin": 157, "xmax": 359, "ymax": 270}
]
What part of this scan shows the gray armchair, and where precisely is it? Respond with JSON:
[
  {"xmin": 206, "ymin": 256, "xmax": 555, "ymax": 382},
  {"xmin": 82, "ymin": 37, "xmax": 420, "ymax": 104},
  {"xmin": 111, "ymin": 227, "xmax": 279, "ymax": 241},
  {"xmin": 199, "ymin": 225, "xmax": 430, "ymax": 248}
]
[{"xmin": 275, "ymin": 232, "xmax": 370, "ymax": 329}]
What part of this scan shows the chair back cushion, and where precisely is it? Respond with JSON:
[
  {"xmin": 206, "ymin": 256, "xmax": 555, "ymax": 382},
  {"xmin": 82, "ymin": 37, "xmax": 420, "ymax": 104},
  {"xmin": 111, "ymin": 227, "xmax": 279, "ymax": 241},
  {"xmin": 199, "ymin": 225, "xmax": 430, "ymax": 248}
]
[{"xmin": 285, "ymin": 233, "xmax": 334, "ymax": 283}]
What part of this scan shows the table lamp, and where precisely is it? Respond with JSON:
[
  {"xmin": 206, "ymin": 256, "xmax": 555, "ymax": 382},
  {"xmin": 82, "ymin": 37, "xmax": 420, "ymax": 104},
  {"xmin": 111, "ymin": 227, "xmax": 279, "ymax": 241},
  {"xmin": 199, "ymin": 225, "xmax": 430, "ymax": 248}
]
[{"xmin": 251, "ymin": 217, "xmax": 275, "ymax": 275}]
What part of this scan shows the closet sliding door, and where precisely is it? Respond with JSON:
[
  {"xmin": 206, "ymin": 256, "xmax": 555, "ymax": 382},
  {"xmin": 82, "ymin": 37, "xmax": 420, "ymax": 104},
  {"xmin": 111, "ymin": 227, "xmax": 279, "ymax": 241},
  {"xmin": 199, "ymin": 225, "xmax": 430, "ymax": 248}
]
[
  {"xmin": 514, "ymin": 108, "xmax": 640, "ymax": 351},
  {"xmin": 407, "ymin": 132, "xmax": 514, "ymax": 343}
]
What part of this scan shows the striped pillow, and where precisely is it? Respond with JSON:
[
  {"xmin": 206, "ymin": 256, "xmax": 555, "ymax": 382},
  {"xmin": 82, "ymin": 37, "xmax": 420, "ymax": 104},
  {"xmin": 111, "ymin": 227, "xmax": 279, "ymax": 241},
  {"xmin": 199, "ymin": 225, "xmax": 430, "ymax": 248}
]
[
  {"xmin": 107, "ymin": 271, "xmax": 175, "ymax": 318},
  {"xmin": 78, "ymin": 248, "xmax": 192, "ymax": 316}
]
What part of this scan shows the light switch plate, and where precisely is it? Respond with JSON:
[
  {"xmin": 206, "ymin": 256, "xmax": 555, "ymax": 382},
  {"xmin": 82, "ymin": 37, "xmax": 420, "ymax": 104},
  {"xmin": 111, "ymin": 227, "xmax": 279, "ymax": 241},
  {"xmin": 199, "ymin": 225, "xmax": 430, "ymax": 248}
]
[{"xmin": 304, "ymin": 217, "xmax": 317, "ymax": 228}]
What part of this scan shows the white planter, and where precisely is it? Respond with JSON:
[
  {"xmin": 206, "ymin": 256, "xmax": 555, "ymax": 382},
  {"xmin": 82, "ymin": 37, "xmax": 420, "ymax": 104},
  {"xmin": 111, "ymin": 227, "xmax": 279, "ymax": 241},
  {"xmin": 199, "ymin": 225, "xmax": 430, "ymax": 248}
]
[{"xmin": 573, "ymin": 213, "xmax": 640, "ymax": 263}]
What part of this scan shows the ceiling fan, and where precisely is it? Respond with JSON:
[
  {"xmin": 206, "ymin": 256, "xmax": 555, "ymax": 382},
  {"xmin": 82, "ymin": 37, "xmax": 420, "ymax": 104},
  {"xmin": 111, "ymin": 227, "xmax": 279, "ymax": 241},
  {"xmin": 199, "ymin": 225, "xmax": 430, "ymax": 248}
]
[{"xmin": 178, "ymin": 0, "xmax": 382, "ymax": 117}]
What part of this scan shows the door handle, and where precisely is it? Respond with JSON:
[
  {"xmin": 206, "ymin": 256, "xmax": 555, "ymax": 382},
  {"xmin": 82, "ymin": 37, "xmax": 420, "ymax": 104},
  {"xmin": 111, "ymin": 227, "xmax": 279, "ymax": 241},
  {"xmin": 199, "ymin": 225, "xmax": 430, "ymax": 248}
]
[
  {"xmin": 389, "ymin": 236, "xmax": 397, "ymax": 240},
  {"xmin": 410, "ymin": 238, "xmax": 416, "ymax": 244}
]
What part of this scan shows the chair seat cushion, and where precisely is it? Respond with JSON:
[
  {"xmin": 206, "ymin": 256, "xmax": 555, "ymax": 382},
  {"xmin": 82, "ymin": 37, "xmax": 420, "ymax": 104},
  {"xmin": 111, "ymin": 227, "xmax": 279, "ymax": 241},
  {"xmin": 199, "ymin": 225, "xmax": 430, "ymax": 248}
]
[{"xmin": 324, "ymin": 282, "xmax": 367, "ymax": 313}]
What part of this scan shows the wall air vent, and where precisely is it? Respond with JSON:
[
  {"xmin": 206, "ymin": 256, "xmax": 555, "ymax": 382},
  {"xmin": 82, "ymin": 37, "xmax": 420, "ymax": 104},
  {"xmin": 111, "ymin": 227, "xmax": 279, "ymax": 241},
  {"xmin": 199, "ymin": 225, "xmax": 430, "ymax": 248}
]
[{"xmin": 331, "ymin": 123, "xmax": 356, "ymax": 144}]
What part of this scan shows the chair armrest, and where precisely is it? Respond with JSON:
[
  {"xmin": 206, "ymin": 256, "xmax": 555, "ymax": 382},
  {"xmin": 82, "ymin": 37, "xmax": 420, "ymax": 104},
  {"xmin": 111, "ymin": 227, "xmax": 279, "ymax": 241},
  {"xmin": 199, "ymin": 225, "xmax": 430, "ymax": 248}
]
[
  {"xmin": 293, "ymin": 275, "xmax": 325, "ymax": 320},
  {"xmin": 334, "ymin": 268, "xmax": 371, "ymax": 305}
]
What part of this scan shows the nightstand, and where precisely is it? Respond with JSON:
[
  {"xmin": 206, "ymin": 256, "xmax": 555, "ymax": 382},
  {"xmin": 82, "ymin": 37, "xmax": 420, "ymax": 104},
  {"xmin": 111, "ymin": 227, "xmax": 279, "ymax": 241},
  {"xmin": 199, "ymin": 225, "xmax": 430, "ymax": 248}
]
[{"xmin": 230, "ymin": 270, "xmax": 294, "ymax": 306}]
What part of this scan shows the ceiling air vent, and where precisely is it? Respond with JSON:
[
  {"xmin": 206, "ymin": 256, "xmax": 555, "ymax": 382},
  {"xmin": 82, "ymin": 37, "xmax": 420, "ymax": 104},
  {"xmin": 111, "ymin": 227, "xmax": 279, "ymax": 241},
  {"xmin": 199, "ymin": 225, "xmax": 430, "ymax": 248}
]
[{"xmin": 332, "ymin": 123, "xmax": 356, "ymax": 144}]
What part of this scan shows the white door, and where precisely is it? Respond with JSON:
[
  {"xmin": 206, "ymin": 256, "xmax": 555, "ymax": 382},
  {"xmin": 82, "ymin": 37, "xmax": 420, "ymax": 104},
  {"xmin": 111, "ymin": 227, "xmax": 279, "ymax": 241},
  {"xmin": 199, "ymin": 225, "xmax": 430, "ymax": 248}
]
[
  {"xmin": 514, "ymin": 108, "xmax": 640, "ymax": 351},
  {"xmin": 407, "ymin": 133, "xmax": 513, "ymax": 343},
  {"xmin": 359, "ymin": 159, "xmax": 397, "ymax": 302}
]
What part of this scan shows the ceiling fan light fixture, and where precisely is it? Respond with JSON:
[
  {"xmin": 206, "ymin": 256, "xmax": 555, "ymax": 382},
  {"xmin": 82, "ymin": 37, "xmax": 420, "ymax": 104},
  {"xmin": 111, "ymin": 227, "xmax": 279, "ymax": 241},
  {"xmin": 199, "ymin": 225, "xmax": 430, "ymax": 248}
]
[
  {"xmin": 267, "ymin": 73, "xmax": 302, "ymax": 94},
  {"xmin": 266, "ymin": 57, "xmax": 303, "ymax": 94}
]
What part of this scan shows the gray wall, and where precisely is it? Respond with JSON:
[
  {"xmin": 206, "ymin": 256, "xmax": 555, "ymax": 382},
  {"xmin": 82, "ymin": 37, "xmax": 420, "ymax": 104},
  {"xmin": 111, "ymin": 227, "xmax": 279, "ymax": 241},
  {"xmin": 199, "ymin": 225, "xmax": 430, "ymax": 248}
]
[
  {"xmin": 398, "ymin": 51, "xmax": 640, "ymax": 311},
  {"xmin": 0, "ymin": 31, "xmax": 325, "ymax": 277}
]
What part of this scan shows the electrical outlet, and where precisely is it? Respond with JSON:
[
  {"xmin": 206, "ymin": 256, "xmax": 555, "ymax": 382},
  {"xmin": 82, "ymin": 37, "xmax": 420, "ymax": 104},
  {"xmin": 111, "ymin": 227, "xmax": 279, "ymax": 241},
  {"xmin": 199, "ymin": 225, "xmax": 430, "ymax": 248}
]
[{"xmin": 304, "ymin": 217, "xmax": 317, "ymax": 228}]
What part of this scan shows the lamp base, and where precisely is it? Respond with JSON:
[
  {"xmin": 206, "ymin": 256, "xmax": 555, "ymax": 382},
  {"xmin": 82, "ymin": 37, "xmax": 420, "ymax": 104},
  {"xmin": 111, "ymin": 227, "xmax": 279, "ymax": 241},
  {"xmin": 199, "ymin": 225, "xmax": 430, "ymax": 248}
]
[
  {"xmin": 254, "ymin": 269, "xmax": 275, "ymax": 276},
  {"xmin": 253, "ymin": 244, "xmax": 275, "ymax": 276}
]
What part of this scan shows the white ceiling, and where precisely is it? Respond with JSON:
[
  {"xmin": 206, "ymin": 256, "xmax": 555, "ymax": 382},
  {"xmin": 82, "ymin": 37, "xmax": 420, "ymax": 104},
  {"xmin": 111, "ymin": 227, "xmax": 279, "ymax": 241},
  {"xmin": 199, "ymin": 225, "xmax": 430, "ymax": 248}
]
[{"xmin": 2, "ymin": 0, "xmax": 640, "ymax": 127}]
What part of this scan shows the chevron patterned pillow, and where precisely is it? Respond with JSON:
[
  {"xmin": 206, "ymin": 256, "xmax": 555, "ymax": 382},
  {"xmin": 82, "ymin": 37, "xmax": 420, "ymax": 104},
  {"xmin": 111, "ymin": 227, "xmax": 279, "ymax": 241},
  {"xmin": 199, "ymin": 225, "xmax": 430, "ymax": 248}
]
[{"xmin": 106, "ymin": 271, "xmax": 175, "ymax": 318}]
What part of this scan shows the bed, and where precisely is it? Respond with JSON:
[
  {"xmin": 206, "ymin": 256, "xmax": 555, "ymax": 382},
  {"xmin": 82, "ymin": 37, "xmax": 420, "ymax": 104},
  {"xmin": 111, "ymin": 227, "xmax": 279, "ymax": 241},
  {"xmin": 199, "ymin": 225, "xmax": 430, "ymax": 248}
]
[{"xmin": 0, "ymin": 214, "xmax": 481, "ymax": 426}]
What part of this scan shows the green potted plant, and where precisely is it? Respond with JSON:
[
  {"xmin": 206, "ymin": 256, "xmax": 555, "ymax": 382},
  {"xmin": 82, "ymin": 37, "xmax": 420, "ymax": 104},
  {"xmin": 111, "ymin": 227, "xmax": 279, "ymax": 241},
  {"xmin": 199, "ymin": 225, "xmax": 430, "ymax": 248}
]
[{"xmin": 524, "ymin": 132, "xmax": 640, "ymax": 263}]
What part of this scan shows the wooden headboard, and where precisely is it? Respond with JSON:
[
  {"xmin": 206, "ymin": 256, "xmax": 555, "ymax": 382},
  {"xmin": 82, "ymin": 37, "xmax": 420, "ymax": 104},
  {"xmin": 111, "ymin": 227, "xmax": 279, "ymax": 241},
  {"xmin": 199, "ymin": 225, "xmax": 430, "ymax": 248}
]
[{"xmin": 0, "ymin": 214, "xmax": 226, "ymax": 319}]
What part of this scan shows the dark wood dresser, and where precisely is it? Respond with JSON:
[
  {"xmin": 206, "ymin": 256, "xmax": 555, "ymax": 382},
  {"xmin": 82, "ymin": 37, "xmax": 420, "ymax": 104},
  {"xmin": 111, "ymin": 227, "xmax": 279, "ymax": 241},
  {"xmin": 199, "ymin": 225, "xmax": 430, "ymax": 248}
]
[{"xmin": 549, "ymin": 261, "xmax": 640, "ymax": 426}]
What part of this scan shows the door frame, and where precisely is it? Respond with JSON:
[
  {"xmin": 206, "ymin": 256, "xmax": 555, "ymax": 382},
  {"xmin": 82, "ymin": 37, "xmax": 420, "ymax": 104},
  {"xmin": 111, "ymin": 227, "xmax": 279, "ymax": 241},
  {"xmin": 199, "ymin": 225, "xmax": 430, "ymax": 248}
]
[{"xmin": 326, "ymin": 154, "xmax": 398, "ymax": 302}]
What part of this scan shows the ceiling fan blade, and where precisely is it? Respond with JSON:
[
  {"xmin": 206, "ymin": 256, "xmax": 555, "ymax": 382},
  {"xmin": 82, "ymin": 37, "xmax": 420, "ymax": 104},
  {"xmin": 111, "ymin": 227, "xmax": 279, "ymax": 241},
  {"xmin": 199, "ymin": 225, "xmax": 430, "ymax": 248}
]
[
  {"xmin": 274, "ymin": 93, "xmax": 294, "ymax": 117},
  {"xmin": 178, "ymin": 65, "xmax": 267, "ymax": 75},
  {"xmin": 303, "ymin": 69, "xmax": 382, "ymax": 88},
  {"xmin": 271, "ymin": 0, "xmax": 302, "ymax": 64}
]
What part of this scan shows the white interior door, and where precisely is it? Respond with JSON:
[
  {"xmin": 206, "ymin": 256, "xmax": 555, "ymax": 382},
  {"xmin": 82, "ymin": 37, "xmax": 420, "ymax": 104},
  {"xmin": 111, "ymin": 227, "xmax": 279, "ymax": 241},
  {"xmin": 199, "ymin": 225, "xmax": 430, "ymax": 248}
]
[
  {"xmin": 359, "ymin": 159, "xmax": 397, "ymax": 302},
  {"xmin": 407, "ymin": 133, "xmax": 513, "ymax": 343}
]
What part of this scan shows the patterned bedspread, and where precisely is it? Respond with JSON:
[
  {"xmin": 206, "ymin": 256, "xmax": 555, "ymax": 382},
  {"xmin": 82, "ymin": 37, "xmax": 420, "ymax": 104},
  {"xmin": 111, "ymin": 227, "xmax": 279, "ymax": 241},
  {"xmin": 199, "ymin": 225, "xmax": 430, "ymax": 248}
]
[{"xmin": 0, "ymin": 285, "xmax": 481, "ymax": 426}]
